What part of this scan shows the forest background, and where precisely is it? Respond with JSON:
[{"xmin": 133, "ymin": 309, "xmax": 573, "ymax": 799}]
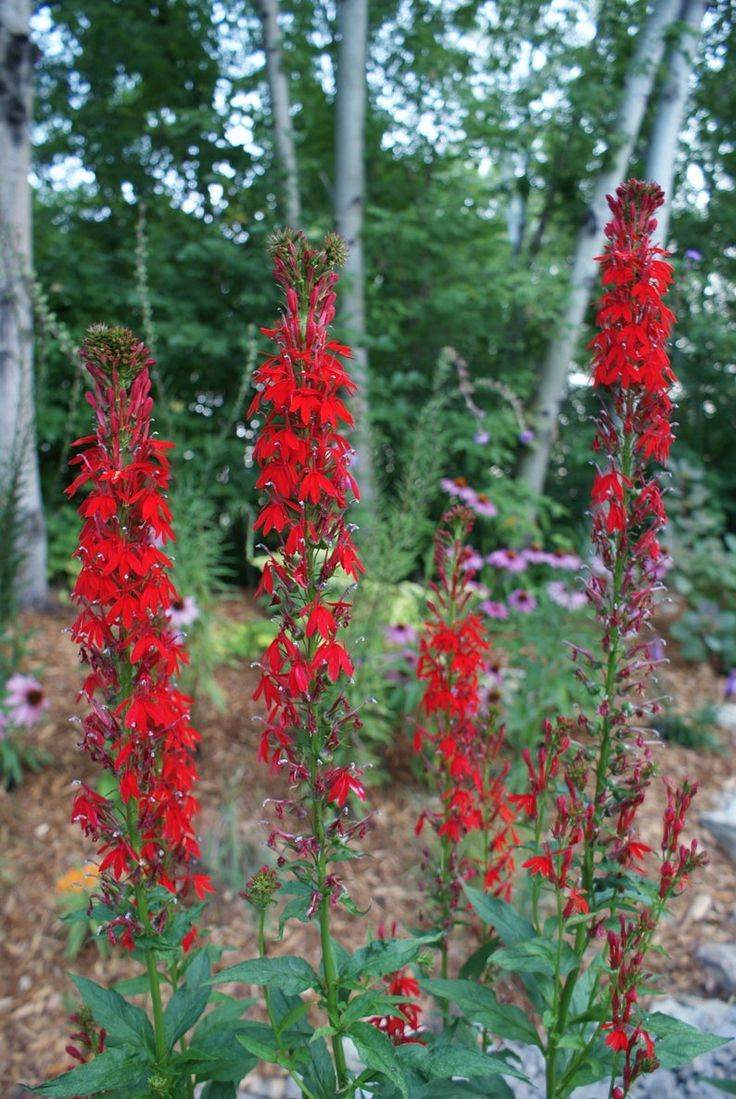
[{"xmin": 2, "ymin": 0, "xmax": 736, "ymax": 633}]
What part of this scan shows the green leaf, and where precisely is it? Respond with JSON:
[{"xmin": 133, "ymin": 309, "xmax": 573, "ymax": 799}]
[
  {"xmin": 398, "ymin": 1042, "xmax": 526, "ymax": 1082},
  {"xmin": 236, "ymin": 1024, "xmax": 286, "ymax": 1066},
  {"xmin": 209, "ymin": 955, "xmax": 320, "ymax": 995},
  {"xmin": 703, "ymin": 1080, "xmax": 736, "ymax": 1095},
  {"xmin": 164, "ymin": 950, "xmax": 211, "ymax": 1049},
  {"xmin": 490, "ymin": 938, "xmax": 579, "ymax": 978},
  {"xmin": 342, "ymin": 935, "xmax": 438, "ymax": 983},
  {"xmin": 186, "ymin": 1026, "xmax": 258, "ymax": 1083},
  {"xmin": 646, "ymin": 1012, "xmax": 732, "ymax": 1069},
  {"xmin": 27, "ymin": 1050, "xmax": 149, "ymax": 1095},
  {"xmin": 462, "ymin": 886, "xmax": 536, "ymax": 945},
  {"xmin": 200, "ymin": 1084, "xmax": 238, "ymax": 1099},
  {"xmin": 70, "ymin": 975, "xmax": 155, "ymax": 1052},
  {"xmin": 420, "ymin": 979, "xmax": 541, "ymax": 1047},
  {"xmin": 300, "ymin": 1036, "xmax": 337, "ymax": 1099},
  {"xmin": 349, "ymin": 1020, "xmax": 409, "ymax": 1099}
]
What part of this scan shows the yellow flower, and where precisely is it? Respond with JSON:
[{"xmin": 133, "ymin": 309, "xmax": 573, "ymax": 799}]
[{"xmin": 55, "ymin": 863, "xmax": 99, "ymax": 895}]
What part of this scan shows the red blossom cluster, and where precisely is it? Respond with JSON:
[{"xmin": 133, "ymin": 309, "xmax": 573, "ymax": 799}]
[
  {"xmin": 67, "ymin": 326, "xmax": 211, "ymax": 949},
  {"xmin": 518, "ymin": 718, "xmax": 594, "ymax": 918},
  {"xmin": 250, "ymin": 230, "xmax": 367, "ymax": 907},
  {"xmin": 368, "ymin": 925, "xmax": 424, "ymax": 1046},
  {"xmin": 414, "ymin": 508, "xmax": 516, "ymax": 919}
]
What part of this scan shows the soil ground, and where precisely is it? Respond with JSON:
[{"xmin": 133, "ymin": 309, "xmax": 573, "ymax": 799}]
[{"xmin": 1, "ymin": 595, "xmax": 734, "ymax": 1094}]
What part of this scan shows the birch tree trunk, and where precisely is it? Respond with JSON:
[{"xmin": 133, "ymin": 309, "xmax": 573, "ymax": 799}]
[
  {"xmin": 645, "ymin": 0, "xmax": 707, "ymax": 245},
  {"xmin": 256, "ymin": 0, "xmax": 301, "ymax": 226},
  {"xmin": 517, "ymin": 0, "xmax": 682, "ymax": 499},
  {"xmin": 333, "ymin": 0, "xmax": 375, "ymax": 516},
  {"xmin": 0, "ymin": 0, "xmax": 47, "ymax": 609}
]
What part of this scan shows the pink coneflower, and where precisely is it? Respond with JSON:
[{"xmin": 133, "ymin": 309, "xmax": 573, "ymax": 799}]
[
  {"xmin": 166, "ymin": 594, "xmax": 200, "ymax": 629},
  {"xmin": 508, "ymin": 589, "xmax": 537, "ymax": 614},
  {"xmin": 462, "ymin": 551, "xmax": 486, "ymax": 572},
  {"xmin": 478, "ymin": 599, "xmax": 510, "ymax": 620},
  {"xmin": 643, "ymin": 554, "xmax": 673, "ymax": 582},
  {"xmin": 384, "ymin": 623, "xmax": 418, "ymax": 647},
  {"xmin": 548, "ymin": 548, "xmax": 582, "ymax": 571},
  {"xmin": 439, "ymin": 477, "xmax": 477, "ymax": 504},
  {"xmin": 4, "ymin": 674, "xmax": 49, "ymax": 727},
  {"xmin": 523, "ymin": 545, "xmax": 548, "ymax": 565},
  {"xmin": 487, "ymin": 548, "xmax": 528, "ymax": 573},
  {"xmin": 470, "ymin": 493, "xmax": 498, "ymax": 518},
  {"xmin": 547, "ymin": 581, "xmax": 588, "ymax": 611}
]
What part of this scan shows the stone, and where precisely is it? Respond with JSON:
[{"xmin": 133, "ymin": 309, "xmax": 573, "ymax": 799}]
[
  {"xmin": 701, "ymin": 793, "xmax": 736, "ymax": 863},
  {"xmin": 697, "ymin": 943, "xmax": 736, "ymax": 997}
]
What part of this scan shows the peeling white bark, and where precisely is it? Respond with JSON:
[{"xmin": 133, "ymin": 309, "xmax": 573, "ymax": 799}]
[
  {"xmin": 333, "ymin": 0, "xmax": 374, "ymax": 514},
  {"xmin": 518, "ymin": 0, "xmax": 682, "ymax": 499},
  {"xmin": 645, "ymin": 0, "xmax": 707, "ymax": 245},
  {"xmin": 0, "ymin": 0, "xmax": 47, "ymax": 608},
  {"xmin": 256, "ymin": 0, "xmax": 301, "ymax": 227}
]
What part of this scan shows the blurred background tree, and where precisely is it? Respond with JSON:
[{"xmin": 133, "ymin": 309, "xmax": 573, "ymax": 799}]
[{"xmin": 21, "ymin": 0, "xmax": 736, "ymax": 594}]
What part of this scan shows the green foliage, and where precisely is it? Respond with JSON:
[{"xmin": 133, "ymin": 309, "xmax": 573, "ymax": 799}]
[
  {"xmin": 656, "ymin": 705, "xmax": 722, "ymax": 751},
  {"xmin": 666, "ymin": 461, "xmax": 736, "ymax": 670}
]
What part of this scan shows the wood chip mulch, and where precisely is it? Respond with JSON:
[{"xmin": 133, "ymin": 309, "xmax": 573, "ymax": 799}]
[{"xmin": 1, "ymin": 596, "xmax": 734, "ymax": 1094}]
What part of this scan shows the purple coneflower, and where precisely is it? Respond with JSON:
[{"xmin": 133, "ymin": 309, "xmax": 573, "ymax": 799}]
[
  {"xmin": 385, "ymin": 623, "xmax": 418, "ymax": 647},
  {"xmin": 4, "ymin": 674, "xmax": 49, "ymax": 727},
  {"xmin": 508, "ymin": 589, "xmax": 537, "ymax": 614},
  {"xmin": 478, "ymin": 599, "xmax": 510, "ymax": 620},
  {"xmin": 439, "ymin": 477, "xmax": 477, "ymax": 504},
  {"xmin": 166, "ymin": 594, "xmax": 200, "ymax": 629},
  {"xmin": 470, "ymin": 493, "xmax": 497, "ymax": 518},
  {"xmin": 487, "ymin": 548, "xmax": 528, "ymax": 573},
  {"xmin": 548, "ymin": 548, "xmax": 582, "ymax": 571}
]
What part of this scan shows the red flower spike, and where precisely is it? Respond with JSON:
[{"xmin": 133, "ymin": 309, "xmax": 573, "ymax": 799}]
[
  {"xmin": 250, "ymin": 230, "xmax": 366, "ymax": 909},
  {"xmin": 412, "ymin": 507, "xmax": 517, "ymax": 943},
  {"xmin": 67, "ymin": 325, "xmax": 209, "ymax": 947}
]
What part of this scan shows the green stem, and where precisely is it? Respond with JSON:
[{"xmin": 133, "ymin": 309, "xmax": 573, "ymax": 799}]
[
  {"xmin": 314, "ymin": 797, "xmax": 349, "ymax": 1091},
  {"xmin": 135, "ymin": 885, "xmax": 168, "ymax": 1066},
  {"xmin": 546, "ymin": 410, "xmax": 638, "ymax": 1098}
]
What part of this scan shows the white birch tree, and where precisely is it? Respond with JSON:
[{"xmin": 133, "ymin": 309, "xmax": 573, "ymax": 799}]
[
  {"xmin": 333, "ymin": 0, "xmax": 375, "ymax": 515},
  {"xmin": 0, "ymin": 0, "xmax": 47, "ymax": 608},
  {"xmin": 645, "ymin": 0, "xmax": 708, "ymax": 245},
  {"xmin": 256, "ymin": 0, "xmax": 301, "ymax": 226},
  {"xmin": 518, "ymin": 0, "xmax": 682, "ymax": 499}
]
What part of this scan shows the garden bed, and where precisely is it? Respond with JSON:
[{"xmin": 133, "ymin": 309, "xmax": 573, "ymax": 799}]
[{"xmin": 1, "ymin": 596, "xmax": 733, "ymax": 1094}]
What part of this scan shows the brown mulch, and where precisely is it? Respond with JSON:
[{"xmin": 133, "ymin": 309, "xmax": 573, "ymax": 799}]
[{"xmin": 1, "ymin": 595, "xmax": 734, "ymax": 1092}]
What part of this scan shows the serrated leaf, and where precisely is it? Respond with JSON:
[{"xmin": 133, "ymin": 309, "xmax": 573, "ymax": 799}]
[
  {"xmin": 342, "ymin": 935, "xmax": 438, "ymax": 983},
  {"xmin": 420, "ymin": 978, "xmax": 540, "ymax": 1047},
  {"xmin": 462, "ymin": 886, "xmax": 536, "ymax": 945},
  {"xmin": 490, "ymin": 937, "xmax": 579, "ymax": 977},
  {"xmin": 398, "ymin": 1042, "xmax": 526, "ymax": 1082},
  {"xmin": 71, "ymin": 975, "xmax": 155, "ymax": 1052},
  {"xmin": 646, "ymin": 1012, "xmax": 732, "ymax": 1068},
  {"xmin": 27, "ymin": 1049, "xmax": 149, "ymax": 1095},
  {"xmin": 164, "ymin": 950, "xmax": 211, "ymax": 1049},
  {"xmin": 200, "ymin": 1082, "xmax": 238, "ymax": 1099},
  {"xmin": 703, "ymin": 1079, "xmax": 736, "ymax": 1095},
  {"xmin": 350, "ymin": 1020, "xmax": 409, "ymax": 1099},
  {"xmin": 210, "ymin": 955, "xmax": 320, "ymax": 995},
  {"xmin": 236, "ymin": 1023, "xmax": 286, "ymax": 1066}
]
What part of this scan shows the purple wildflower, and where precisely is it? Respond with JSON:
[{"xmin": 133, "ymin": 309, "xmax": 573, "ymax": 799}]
[
  {"xmin": 724, "ymin": 669, "xmax": 736, "ymax": 701},
  {"xmin": 4, "ymin": 674, "xmax": 49, "ymax": 727},
  {"xmin": 487, "ymin": 548, "xmax": 528, "ymax": 573},
  {"xmin": 385, "ymin": 623, "xmax": 419, "ymax": 647},
  {"xmin": 478, "ymin": 599, "xmax": 510, "ymax": 620},
  {"xmin": 508, "ymin": 589, "xmax": 537, "ymax": 614},
  {"xmin": 519, "ymin": 429, "xmax": 535, "ymax": 445}
]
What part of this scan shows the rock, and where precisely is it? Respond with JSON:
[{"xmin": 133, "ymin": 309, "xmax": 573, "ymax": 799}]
[
  {"xmin": 716, "ymin": 704, "xmax": 736, "ymax": 731},
  {"xmin": 701, "ymin": 794, "xmax": 736, "ymax": 862},
  {"xmin": 697, "ymin": 943, "xmax": 736, "ymax": 997}
]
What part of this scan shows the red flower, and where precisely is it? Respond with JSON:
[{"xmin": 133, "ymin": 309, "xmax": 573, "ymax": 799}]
[{"xmin": 67, "ymin": 326, "xmax": 209, "ymax": 946}]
